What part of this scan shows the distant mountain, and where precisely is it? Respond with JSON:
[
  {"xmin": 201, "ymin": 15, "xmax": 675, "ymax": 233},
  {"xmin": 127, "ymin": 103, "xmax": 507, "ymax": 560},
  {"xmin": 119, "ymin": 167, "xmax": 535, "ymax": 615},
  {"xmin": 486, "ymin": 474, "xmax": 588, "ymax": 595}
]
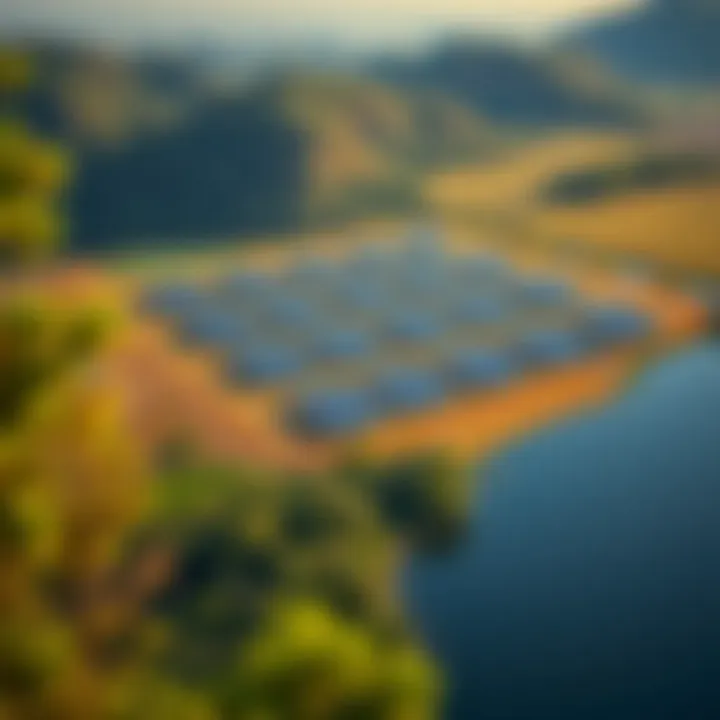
[
  {"xmin": 567, "ymin": 0, "xmax": 720, "ymax": 85},
  {"xmin": 374, "ymin": 40, "xmax": 645, "ymax": 128},
  {"xmin": 18, "ymin": 44, "xmax": 498, "ymax": 250}
]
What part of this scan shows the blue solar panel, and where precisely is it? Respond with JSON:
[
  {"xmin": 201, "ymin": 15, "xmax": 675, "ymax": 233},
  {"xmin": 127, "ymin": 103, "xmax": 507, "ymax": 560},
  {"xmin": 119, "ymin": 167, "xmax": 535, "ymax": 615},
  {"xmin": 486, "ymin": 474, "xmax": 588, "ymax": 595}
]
[
  {"xmin": 288, "ymin": 389, "xmax": 374, "ymax": 437},
  {"xmin": 285, "ymin": 261, "xmax": 338, "ymax": 288},
  {"xmin": 397, "ymin": 265, "xmax": 448, "ymax": 293},
  {"xmin": 143, "ymin": 242, "xmax": 659, "ymax": 436},
  {"xmin": 263, "ymin": 296, "xmax": 317, "ymax": 327},
  {"xmin": 455, "ymin": 255, "xmax": 508, "ymax": 283},
  {"xmin": 517, "ymin": 329, "xmax": 584, "ymax": 367},
  {"xmin": 583, "ymin": 307, "xmax": 653, "ymax": 346},
  {"xmin": 516, "ymin": 278, "xmax": 573, "ymax": 306},
  {"xmin": 347, "ymin": 248, "xmax": 388, "ymax": 275},
  {"xmin": 227, "ymin": 344, "xmax": 303, "ymax": 385},
  {"xmin": 339, "ymin": 279, "xmax": 387, "ymax": 310},
  {"xmin": 384, "ymin": 313, "xmax": 442, "ymax": 344},
  {"xmin": 448, "ymin": 297, "xmax": 505, "ymax": 326},
  {"xmin": 373, "ymin": 368, "xmax": 446, "ymax": 413},
  {"xmin": 311, "ymin": 329, "xmax": 373, "ymax": 361},
  {"xmin": 405, "ymin": 226, "xmax": 443, "ymax": 254},
  {"xmin": 445, "ymin": 349, "xmax": 514, "ymax": 389}
]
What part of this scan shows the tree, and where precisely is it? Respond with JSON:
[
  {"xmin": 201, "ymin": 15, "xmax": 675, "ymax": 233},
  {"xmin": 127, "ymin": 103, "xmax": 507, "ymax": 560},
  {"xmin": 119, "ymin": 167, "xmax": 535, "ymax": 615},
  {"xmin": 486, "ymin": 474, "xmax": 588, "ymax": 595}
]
[
  {"xmin": 0, "ymin": 294, "xmax": 157, "ymax": 719},
  {"xmin": 345, "ymin": 452, "xmax": 476, "ymax": 551},
  {"xmin": 228, "ymin": 599, "xmax": 441, "ymax": 720},
  {"xmin": 0, "ymin": 50, "xmax": 71, "ymax": 266}
]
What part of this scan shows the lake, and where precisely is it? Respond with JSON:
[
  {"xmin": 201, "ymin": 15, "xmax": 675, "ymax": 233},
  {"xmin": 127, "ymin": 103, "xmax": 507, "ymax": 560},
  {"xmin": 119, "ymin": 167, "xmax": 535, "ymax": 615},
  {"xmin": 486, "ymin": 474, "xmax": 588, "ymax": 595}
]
[{"xmin": 406, "ymin": 342, "xmax": 720, "ymax": 720}]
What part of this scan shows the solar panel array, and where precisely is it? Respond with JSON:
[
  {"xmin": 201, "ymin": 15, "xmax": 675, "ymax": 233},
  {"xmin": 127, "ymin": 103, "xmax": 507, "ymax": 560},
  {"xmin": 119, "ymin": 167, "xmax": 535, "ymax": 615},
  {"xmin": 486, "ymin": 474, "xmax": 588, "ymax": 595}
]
[{"xmin": 142, "ymin": 234, "xmax": 653, "ymax": 438}]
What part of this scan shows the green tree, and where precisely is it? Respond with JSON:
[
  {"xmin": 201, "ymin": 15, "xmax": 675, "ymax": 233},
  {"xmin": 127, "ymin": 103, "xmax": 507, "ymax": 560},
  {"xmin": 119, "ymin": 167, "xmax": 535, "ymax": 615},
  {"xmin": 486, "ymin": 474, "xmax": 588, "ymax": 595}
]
[
  {"xmin": 0, "ymin": 295, "xmax": 158, "ymax": 719},
  {"xmin": 229, "ymin": 599, "xmax": 441, "ymax": 720},
  {"xmin": 0, "ymin": 49, "xmax": 71, "ymax": 265},
  {"xmin": 345, "ymin": 452, "xmax": 475, "ymax": 551}
]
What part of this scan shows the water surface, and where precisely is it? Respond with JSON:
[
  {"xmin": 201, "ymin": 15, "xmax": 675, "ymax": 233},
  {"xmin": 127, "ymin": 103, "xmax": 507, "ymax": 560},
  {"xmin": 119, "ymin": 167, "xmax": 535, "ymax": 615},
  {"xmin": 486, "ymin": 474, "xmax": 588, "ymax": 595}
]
[{"xmin": 406, "ymin": 343, "xmax": 720, "ymax": 720}]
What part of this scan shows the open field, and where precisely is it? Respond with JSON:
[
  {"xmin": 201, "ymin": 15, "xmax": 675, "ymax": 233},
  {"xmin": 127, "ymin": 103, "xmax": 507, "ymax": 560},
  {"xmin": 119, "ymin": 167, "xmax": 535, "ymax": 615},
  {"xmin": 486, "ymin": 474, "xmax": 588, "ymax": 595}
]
[
  {"xmin": 92, "ymin": 232, "xmax": 708, "ymax": 472},
  {"xmin": 532, "ymin": 185, "xmax": 720, "ymax": 278},
  {"xmin": 426, "ymin": 132, "xmax": 720, "ymax": 280},
  {"xmin": 425, "ymin": 133, "xmax": 638, "ymax": 212}
]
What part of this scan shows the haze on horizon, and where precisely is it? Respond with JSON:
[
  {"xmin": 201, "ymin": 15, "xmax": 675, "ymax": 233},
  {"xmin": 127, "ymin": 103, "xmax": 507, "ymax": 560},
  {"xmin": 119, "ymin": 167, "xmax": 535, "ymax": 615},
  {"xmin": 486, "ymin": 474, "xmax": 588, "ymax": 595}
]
[{"xmin": 2, "ymin": 0, "xmax": 640, "ymax": 48}]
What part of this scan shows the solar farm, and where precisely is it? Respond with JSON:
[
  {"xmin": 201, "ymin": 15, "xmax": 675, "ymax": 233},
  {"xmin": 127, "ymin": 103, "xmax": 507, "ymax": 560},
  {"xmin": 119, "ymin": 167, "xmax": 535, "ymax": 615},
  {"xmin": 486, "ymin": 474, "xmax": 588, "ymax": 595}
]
[{"xmin": 134, "ymin": 230, "xmax": 706, "ymax": 465}]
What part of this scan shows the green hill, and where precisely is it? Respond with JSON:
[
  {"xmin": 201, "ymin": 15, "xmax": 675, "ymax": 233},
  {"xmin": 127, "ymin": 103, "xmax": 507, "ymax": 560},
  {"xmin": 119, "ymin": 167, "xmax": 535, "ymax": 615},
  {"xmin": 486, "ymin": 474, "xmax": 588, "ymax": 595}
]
[
  {"xmin": 16, "ymin": 44, "xmax": 498, "ymax": 251},
  {"xmin": 261, "ymin": 74, "xmax": 499, "ymax": 224}
]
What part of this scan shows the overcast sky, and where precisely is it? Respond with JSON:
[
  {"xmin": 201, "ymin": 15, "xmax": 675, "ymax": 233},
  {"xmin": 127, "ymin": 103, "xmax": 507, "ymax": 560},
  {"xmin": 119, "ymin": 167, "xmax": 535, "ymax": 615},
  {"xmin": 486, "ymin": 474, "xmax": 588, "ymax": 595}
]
[{"xmin": 2, "ymin": 0, "xmax": 640, "ymax": 47}]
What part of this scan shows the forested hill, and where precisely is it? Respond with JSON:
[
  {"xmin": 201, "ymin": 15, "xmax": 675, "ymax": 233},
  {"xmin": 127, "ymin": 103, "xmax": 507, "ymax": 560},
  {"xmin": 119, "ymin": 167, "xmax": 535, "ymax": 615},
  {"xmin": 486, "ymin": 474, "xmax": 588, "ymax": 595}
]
[
  {"xmin": 16, "ymin": 41, "xmax": 644, "ymax": 252},
  {"xmin": 16, "ymin": 45, "xmax": 502, "ymax": 251},
  {"xmin": 71, "ymin": 96, "xmax": 306, "ymax": 250},
  {"xmin": 566, "ymin": 0, "xmax": 720, "ymax": 85}
]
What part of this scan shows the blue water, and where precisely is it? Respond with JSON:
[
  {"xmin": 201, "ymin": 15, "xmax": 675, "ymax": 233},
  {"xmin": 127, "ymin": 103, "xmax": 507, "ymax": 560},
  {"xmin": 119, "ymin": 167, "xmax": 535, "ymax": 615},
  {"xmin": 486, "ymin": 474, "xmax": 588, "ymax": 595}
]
[{"xmin": 406, "ymin": 343, "xmax": 720, "ymax": 720}]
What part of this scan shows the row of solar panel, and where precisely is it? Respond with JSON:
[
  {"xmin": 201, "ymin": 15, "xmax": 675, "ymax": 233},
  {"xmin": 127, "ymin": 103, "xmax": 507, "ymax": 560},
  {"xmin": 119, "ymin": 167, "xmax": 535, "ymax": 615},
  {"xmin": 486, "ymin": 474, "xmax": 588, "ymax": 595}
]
[
  {"xmin": 211, "ymin": 262, "xmax": 550, "ymax": 307},
  {"xmin": 279, "ymin": 253, "xmax": 511, "ymax": 293},
  {"xmin": 141, "ymin": 233, "xmax": 567, "ymax": 317},
  {"xmin": 176, "ymin": 301, "xmax": 600, "ymax": 387},
  {"xmin": 143, "ymin": 272, "xmax": 574, "ymax": 340},
  {"xmin": 219, "ymin": 305, "xmax": 651, "ymax": 397},
  {"xmin": 286, "ymin": 308, "xmax": 653, "ymax": 438},
  {"xmin": 176, "ymin": 299, "xmax": 509, "ymax": 353}
]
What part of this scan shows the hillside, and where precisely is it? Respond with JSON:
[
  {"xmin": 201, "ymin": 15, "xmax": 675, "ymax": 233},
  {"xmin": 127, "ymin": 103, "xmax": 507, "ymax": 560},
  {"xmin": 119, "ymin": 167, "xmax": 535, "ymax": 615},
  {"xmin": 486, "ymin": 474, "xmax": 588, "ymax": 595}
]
[
  {"xmin": 262, "ymin": 74, "xmax": 499, "ymax": 223},
  {"xmin": 425, "ymin": 133, "xmax": 720, "ymax": 278},
  {"xmin": 374, "ymin": 41, "xmax": 645, "ymax": 128},
  {"xmin": 17, "ymin": 44, "xmax": 499, "ymax": 251},
  {"xmin": 568, "ymin": 0, "xmax": 720, "ymax": 85}
]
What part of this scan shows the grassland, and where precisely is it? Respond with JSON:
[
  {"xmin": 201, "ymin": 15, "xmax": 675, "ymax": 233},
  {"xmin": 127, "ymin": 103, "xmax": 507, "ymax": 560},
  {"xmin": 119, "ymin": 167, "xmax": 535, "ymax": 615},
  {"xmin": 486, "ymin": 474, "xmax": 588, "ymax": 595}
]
[
  {"xmin": 95, "ymin": 234, "xmax": 707, "ymax": 472},
  {"xmin": 425, "ymin": 132, "xmax": 720, "ymax": 280}
]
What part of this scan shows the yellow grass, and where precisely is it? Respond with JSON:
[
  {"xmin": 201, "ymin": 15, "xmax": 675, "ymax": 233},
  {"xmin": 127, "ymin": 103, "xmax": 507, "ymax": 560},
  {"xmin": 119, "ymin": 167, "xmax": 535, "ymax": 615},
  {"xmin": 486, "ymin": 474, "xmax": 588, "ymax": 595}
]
[
  {"xmin": 100, "ymin": 237, "xmax": 707, "ymax": 472},
  {"xmin": 425, "ymin": 133, "xmax": 636, "ymax": 211},
  {"xmin": 425, "ymin": 131, "xmax": 720, "ymax": 279},
  {"xmin": 533, "ymin": 185, "xmax": 720, "ymax": 277}
]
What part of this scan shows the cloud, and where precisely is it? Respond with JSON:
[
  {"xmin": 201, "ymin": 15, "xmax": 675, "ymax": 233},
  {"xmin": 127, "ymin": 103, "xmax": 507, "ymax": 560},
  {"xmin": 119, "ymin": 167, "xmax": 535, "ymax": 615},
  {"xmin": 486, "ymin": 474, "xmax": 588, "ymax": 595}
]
[{"xmin": 1, "ymin": 0, "xmax": 640, "ymax": 45}]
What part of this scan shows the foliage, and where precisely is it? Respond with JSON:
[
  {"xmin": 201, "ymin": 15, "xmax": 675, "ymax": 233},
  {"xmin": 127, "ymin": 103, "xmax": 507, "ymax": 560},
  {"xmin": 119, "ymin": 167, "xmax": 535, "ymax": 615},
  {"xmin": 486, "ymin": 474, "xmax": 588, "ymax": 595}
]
[
  {"xmin": 0, "ymin": 50, "xmax": 71, "ymax": 266},
  {"xmin": 344, "ymin": 452, "xmax": 475, "ymax": 552},
  {"xmin": 0, "ymin": 49, "xmax": 455, "ymax": 720},
  {"xmin": 141, "ymin": 451, "xmax": 458, "ymax": 718},
  {"xmin": 229, "ymin": 599, "xmax": 441, "ymax": 720},
  {"xmin": 0, "ymin": 50, "xmax": 33, "ymax": 94},
  {"xmin": 153, "ymin": 466, "xmax": 400, "ymax": 675},
  {"xmin": 0, "ymin": 295, "xmax": 115, "ymax": 427},
  {"xmin": 0, "ymin": 271, "xmax": 451, "ymax": 720},
  {"xmin": 0, "ymin": 295, "xmax": 157, "ymax": 719},
  {"xmin": 0, "ymin": 119, "xmax": 71, "ymax": 265}
]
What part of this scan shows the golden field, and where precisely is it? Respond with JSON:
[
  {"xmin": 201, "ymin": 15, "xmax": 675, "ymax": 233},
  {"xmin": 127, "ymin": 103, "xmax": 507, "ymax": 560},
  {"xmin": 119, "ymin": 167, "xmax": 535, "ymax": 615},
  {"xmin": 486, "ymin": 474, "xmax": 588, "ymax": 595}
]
[
  {"xmin": 99, "ymin": 235, "xmax": 708, "ymax": 472},
  {"xmin": 426, "ymin": 132, "xmax": 720, "ymax": 279}
]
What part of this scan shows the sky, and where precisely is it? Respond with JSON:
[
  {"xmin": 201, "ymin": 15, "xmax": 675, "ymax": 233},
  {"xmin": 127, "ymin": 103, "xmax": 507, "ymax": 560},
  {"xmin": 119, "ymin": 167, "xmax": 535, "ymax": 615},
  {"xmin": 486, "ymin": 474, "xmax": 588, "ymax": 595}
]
[{"xmin": 1, "ymin": 0, "xmax": 640, "ymax": 48}]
